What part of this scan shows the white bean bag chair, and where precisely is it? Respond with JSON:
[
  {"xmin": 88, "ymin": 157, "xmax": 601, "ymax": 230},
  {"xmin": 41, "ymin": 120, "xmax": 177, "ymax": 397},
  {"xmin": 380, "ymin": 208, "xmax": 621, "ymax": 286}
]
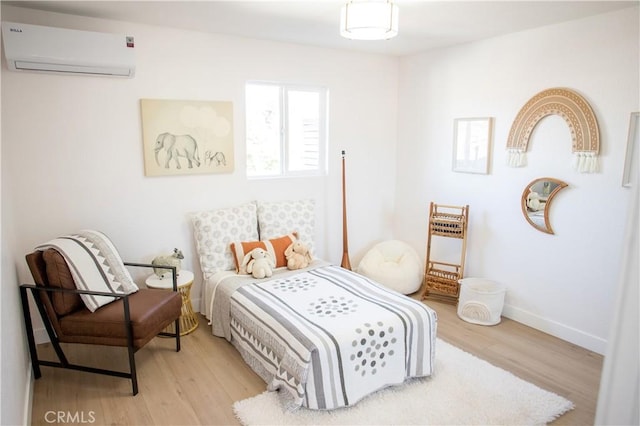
[{"xmin": 357, "ymin": 240, "xmax": 423, "ymax": 294}]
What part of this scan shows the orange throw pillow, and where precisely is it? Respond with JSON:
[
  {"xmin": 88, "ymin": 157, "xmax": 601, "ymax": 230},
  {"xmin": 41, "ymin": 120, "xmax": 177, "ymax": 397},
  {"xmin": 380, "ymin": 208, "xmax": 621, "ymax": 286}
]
[{"xmin": 230, "ymin": 233, "xmax": 297, "ymax": 274}]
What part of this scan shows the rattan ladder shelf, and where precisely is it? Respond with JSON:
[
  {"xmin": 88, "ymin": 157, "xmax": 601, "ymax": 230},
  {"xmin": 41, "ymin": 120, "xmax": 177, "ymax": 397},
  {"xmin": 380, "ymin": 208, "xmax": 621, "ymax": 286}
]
[{"xmin": 421, "ymin": 202, "xmax": 469, "ymax": 304}]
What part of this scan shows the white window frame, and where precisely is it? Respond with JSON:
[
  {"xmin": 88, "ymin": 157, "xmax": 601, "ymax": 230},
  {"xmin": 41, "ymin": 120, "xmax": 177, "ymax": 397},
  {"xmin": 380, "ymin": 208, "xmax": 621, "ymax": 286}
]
[{"xmin": 245, "ymin": 81, "xmax": 328, "ymax": 178}]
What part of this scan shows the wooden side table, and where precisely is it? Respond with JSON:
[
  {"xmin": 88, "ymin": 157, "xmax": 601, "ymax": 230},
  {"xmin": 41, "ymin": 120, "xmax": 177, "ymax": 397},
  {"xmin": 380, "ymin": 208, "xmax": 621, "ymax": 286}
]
[{"xmin": 145, "ymin": 270, "xmax": 198, "ymax": 336}]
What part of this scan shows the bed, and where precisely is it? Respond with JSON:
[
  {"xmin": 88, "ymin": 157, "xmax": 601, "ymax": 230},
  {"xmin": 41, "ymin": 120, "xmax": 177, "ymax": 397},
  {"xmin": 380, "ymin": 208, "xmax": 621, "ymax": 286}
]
[{"xmin": 192, "ymin": 200, "xmax": 437, "ymax": 410}]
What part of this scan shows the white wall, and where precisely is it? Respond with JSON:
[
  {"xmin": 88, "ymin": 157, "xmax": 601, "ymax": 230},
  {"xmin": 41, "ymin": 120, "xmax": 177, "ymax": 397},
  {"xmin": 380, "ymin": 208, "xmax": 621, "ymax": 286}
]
[
  {"xmin": 1, "ymin": 5, "xmax": 398, "ymax": 308},
  {"xmin": 2, "ymin": 4, "xmax": 638, "ymax": 425},
  {"xmin": 1, "ymin": 75, "xmax": 33, "ymax": 426},
  {"xmin": 1, "ymin": 6, "xmax": 398, "ymax": 424},
  {"xmin": 595, "ymin": 148, "xmax": 639, "ymax": 425},
  {"xmin": 395, "ymin": 8, "xmax": 639, "ymax": 354}
]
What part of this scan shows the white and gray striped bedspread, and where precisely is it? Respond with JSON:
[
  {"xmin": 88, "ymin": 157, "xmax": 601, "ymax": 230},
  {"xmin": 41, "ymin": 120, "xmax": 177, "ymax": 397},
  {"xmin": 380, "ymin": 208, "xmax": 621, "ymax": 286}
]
[{"xmin": 212, "ymin": 264, "xmax": 437, "ymax": 410}]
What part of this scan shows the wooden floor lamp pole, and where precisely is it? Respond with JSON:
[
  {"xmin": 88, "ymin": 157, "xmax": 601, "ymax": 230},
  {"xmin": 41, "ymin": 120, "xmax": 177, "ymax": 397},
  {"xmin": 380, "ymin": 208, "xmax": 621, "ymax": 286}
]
[{"xmin": 341, "ymin": 150, "xmax": 352, "ymax": 270}]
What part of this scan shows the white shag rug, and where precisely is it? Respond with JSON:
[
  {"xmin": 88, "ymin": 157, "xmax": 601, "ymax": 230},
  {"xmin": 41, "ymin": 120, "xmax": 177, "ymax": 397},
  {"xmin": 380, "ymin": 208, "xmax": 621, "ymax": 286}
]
[{"xmin": 233, "ymin": 339, "xmax": 574, "ymax": 425}]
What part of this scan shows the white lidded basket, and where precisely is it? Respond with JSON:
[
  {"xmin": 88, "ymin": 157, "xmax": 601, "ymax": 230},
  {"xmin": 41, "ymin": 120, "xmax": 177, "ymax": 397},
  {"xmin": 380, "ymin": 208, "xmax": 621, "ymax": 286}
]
[{"xmin": 457, "ymin": 278, "xmax": 506, "ymax": 326}]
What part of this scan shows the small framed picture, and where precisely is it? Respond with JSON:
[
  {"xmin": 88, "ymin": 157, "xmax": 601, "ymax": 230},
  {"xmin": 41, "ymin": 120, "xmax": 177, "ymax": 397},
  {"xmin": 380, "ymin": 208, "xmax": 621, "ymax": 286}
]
[
  {"xmin": 452, "ymin": 117, "xmax": 493, "ymax": 174},
  {"xmin": 622, "ymin": 112, "xmax": 639, "ymax": 187}
]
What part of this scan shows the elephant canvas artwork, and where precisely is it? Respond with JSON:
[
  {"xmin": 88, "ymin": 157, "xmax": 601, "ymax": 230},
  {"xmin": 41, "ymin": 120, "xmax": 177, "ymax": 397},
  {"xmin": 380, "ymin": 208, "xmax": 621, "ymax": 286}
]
[{"xmin": 141, "ymin": 99, "xmax": 234, "ymax": 176}]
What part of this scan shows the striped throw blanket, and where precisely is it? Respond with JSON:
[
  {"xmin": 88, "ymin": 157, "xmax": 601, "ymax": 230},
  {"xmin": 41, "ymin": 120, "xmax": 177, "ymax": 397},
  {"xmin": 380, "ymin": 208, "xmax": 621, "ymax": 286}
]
[
  {"xmin": 36, "ymin": 230, "xmax": 138, "ymax": 312},
  {"xmin": 217, "ymin": 264, "xmax": 437, "ymax": 410}
]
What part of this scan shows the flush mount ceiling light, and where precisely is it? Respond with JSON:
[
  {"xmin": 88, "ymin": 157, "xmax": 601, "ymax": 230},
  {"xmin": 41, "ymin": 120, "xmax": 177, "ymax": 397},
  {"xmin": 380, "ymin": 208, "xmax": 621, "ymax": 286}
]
[{"xmin": 340, "ymin": 0, "xmax": 399, "ymax": 41}]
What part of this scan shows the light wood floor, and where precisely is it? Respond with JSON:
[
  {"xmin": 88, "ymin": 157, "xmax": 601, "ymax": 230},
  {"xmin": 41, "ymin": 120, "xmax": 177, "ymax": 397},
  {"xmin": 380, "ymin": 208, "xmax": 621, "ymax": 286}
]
[{"xmin": 29, "ymin": 301, "xmax": 603, "ymax": 425}]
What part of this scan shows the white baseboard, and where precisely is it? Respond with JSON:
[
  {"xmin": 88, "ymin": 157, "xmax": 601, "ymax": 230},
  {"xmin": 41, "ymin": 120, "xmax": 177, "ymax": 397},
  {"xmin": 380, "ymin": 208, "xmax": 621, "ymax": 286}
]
[
  {"xmin": 24, "ymin": 362, "xmax": 33, "ymax": 426},
  {"xmin": 502, "ymin": 303, "xmax": 607, "ymax": 355}
]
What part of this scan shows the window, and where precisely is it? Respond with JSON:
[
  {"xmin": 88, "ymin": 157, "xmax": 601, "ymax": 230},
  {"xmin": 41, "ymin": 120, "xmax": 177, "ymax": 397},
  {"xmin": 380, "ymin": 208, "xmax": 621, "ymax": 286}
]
[{"xmin": 246, "ymin": 82, "xmax": 327, "ymax": 178}]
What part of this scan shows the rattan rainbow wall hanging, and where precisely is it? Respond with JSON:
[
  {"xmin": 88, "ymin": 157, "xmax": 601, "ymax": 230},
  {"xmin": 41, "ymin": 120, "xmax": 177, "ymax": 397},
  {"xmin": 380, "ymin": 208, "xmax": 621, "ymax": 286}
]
[{"xmin": 506, "ymin": 87, "xmax": 600, "ymax": 173}]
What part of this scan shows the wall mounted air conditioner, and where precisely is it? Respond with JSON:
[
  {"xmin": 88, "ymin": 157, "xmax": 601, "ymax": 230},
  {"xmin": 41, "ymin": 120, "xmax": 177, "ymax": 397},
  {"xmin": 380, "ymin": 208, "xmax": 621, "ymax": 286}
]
[{"xmin": 1, "ymin": 21, "xmax": 135, "ymax": 77}]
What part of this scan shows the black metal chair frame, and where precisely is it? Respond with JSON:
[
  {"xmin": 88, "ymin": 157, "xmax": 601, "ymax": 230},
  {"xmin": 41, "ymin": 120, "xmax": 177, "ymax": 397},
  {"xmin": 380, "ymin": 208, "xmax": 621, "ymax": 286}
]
[{"xmin": 20, "ymin": 263, "xmax": 181, "ymax": 396}]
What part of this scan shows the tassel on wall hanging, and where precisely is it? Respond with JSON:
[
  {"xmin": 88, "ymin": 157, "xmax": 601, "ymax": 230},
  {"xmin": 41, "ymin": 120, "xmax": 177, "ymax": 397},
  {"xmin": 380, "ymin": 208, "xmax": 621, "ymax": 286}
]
[{"xmin": 341, "ymin": 150, "xmax": 352, "ymax": 270}]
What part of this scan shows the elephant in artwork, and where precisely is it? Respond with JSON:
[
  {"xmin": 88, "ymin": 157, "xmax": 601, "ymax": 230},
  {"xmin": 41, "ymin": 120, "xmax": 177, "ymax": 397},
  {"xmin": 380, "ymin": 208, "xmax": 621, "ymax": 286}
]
[
  {"xmin": 154, "ymin": 132, "xmax": 201, "ymax": 169},
  {"xmin": 204, "ymin": 150, "xmax": 227, "ymax": 166}
]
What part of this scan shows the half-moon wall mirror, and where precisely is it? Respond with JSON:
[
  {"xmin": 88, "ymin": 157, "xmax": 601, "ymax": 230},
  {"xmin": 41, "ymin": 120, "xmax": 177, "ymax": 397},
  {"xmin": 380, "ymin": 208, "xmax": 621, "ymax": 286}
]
[{"xmin": 521, "ymin": 177, "xmax": 568, "ymax": 234}]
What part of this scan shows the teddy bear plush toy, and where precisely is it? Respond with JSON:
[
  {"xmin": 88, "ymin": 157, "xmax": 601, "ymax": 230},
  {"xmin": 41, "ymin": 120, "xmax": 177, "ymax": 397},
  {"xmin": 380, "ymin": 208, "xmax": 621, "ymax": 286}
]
[
  {"xmin": 285, "ymin": 240, "xmax": 313, "ymax": 270},
  {"xmin": 244, "ymin": 247, "xmax": 275, "ymax": 279}
]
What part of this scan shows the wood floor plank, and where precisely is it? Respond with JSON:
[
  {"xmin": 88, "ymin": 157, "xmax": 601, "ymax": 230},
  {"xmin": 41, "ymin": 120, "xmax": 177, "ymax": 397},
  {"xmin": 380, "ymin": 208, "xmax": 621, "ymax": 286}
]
[
  {"xmin": 188, "ymin": 330, "xmax": 265, "ymax": 402},
  {"xmin": 137, "ymin": 348, "xmax": 202, "ymax": 425},
  {"xmin": 29, "ymin": 301, "xmax": 603, "ymax": 425},
  {"xmin": 155, "ymin": 333, "xmax": 244, "ymax": 425}
]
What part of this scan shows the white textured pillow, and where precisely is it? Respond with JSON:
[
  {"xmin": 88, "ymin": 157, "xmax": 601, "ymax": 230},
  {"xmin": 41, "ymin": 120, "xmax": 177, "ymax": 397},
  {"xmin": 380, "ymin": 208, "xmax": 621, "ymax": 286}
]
[
  {"xmin": 191, "ymin": 203, "xmax": 258, "ymax": 279},
  {"xmin": 257, "ymin": 199, "xmax": 316, "ymax": 254}
]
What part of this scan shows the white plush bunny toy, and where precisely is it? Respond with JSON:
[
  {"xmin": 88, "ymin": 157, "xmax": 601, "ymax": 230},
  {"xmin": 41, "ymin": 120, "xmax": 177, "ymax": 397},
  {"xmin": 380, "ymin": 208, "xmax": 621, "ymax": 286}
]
[
  {"xmin": 244, "ymin": 247, "xmax": 275, "ymax": 279},
  {"xmin": 526, "ymin": 191, "xmax": 546, "ymax": 212}
]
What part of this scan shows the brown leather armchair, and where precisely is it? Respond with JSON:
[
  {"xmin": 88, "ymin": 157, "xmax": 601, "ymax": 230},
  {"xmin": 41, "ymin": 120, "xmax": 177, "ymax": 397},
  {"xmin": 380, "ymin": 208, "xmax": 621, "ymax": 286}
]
[{"xmin": 20, "ymin": 249, "xmax": 182, "ymax": 395}]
